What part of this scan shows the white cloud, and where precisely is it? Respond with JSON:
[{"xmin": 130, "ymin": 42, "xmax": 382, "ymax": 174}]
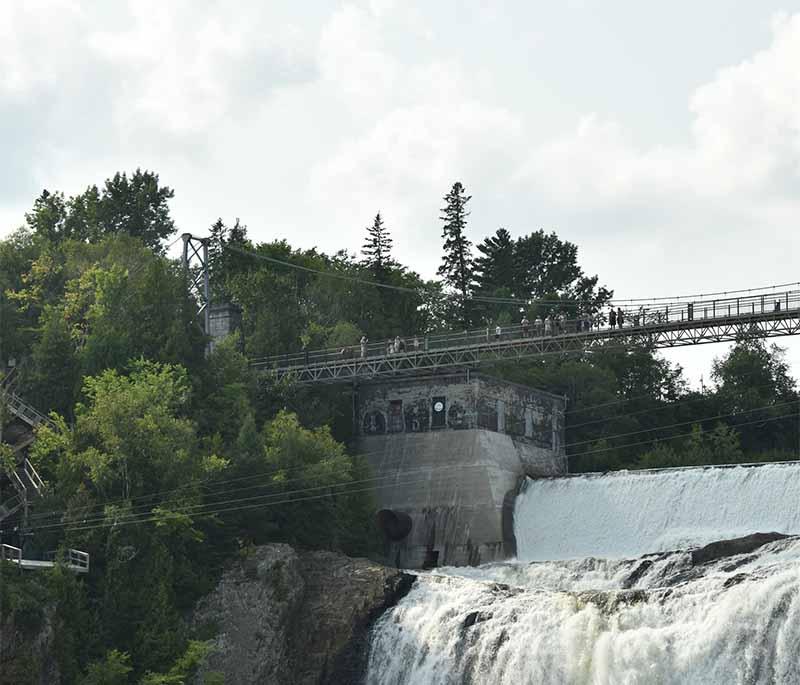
[{"xmin": 517, "ymin": 13, "xmax": 800, "ymax": 211}]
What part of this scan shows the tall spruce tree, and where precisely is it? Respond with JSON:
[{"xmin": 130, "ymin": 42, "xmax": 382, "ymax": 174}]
[
  {"xmin": 473, "ymin": 227, "xmax": 516, "ymax": 324},
  {"xmin": 438, "ymin": 182, "xmax": 473, "ymax": 326},
  {"xmin": 361, "ymin": 212, "xmax": 393, "ymax": 279},
  {"xmin": 473, "ymin": 228, "xmax": 515, "ymax": 293}
]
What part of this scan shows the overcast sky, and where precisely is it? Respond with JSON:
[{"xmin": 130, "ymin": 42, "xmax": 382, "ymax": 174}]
[{"xmin": 3, "ymin": 1, "xmax": 800, "ymax": 385}]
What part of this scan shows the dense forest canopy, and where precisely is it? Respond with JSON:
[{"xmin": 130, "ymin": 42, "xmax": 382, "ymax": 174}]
[{"xmin": 1, "ymin": 171, "xmax": 797, "ymax": 683}]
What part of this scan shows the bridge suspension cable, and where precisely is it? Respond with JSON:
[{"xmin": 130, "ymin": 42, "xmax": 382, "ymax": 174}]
[{"xmin": 220, "ymin": 241, "xmax": 800, "ymax": 309}]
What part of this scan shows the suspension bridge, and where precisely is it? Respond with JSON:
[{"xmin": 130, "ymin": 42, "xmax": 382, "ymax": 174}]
[{"xmin": 250, "ymin": 287, "xmax": 800, "ymax": 384}]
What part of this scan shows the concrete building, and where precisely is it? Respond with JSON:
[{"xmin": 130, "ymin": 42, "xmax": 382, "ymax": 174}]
[{"xmin": 354, "ymin": 372, "xmax": 566, "ymax": 568}]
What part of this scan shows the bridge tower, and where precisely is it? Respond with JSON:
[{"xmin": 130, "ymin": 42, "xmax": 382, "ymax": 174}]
[{"xmin": 354, "ymin": 371, "xmax": 566, "ymax": 569}]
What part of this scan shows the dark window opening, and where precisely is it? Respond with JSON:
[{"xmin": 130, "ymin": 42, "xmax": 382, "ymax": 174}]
[
  {"xmin": 362, "ymin": 411, "xmax": 386, "ymax": 435},
  {"xmin": 388, "ymin": 400, "xmax": 404, "ymax": 433},
  {"xmin": 422, "ymin": 549, "xmax": 439, "ymax": 569},
  {"xmin": 431, "ymin": 396, "xmax": 446, "ymax": 429}
]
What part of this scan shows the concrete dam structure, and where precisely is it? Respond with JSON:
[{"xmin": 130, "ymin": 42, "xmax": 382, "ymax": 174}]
[{"xmin": 355, "ymin": 372, "xmax": 566, "ymax": 568}]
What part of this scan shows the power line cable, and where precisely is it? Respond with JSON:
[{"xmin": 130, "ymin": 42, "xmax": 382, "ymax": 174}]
[
  {"xmin": 18, "ymin": 398, "xmax": 796, "ymax": 533},
  {"xmin": 564, "ymin": 399, "xmax": 799, "ymax": 449},
  {"xmin": 221, "ymin": 241, "xmax": 800, "ymax": 309},
  {"xmin": 21, "ymin": 446, "xmax": 415, "ymax": 526},
  {"xmin": 567, "ymin": 410, "xmax": 797, "ymax": 460},
  {"xmin": 11, "ymin": 462, "xmax": 485, "ymax": 535},
  {"xmin": 567, "ymin": 378, "xmax": 795, "ymax": 429}
]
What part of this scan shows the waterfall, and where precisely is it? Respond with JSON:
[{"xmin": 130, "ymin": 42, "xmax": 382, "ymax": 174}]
[
  {"xmin": 366, "ymin": 538, "xmax": 800, "ymax": 684},
  {"xmin": 366, "ymin": 462, "xmax": 800, "ymax": 684},
  {"xmin": 515, "ymin": 462, "xmax": 800, "ymax": 561}
]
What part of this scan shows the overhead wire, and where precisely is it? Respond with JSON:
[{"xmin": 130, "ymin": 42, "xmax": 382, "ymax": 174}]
[
  {"xmin": 21, "ymin": 401, "xmax": 798, "ymax": 536},
  {"xmin": 14, "ymin": 395, "xmax": 797, "ymax": 535},
  {"xmin": 564, "ymin": 398, "xmax": 799, "ymax": 449},
  {"xmin": 8, "ymin": 462, "xmax": 487, "ymax": 535},
  {"xmin": 19, "ymin": 445, "xmax": 416, "ymax": 527},
  {"xmin": 220, "ymin": 241, "xmax": 800, "ymax": 309},
  {"xmin": 567, "ymin": 410, "xmax": 797, "ymax": 460}
]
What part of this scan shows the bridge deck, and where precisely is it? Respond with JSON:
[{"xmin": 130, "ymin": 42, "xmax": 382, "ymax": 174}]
[{"xmin": 252, "ymin": 288, "xmax": 800, "ymax": 384}]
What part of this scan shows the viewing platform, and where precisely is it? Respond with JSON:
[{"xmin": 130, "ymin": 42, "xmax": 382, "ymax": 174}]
[{"xmin": 1, "ymin": 544, "xmax": 90, "ymax": 574}]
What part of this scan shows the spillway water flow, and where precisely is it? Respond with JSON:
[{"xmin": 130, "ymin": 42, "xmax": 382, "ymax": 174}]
[
  {"xmin": 514, "ymin": 462, "xmax": 800, "ymax": 561},
  {"xmin": 366, "ymin": 537, "xmax": 800, "ymax": 684}
]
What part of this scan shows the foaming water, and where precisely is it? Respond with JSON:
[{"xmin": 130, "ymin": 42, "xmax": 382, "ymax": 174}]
[
  {"xmin": 366, "ymin": 538, "xmax": 800, "ymax": 684},
  {"xmin": 514, "ymin": 462, "xmax": 800, "ymax": 561}
]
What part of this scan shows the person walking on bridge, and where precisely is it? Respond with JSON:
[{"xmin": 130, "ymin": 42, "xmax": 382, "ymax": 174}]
[
  {"xmin": 360, "ymin": 336, "xmax": 367, "ymax": 359},
  {"xmin": 534, "ymin": 316, "xmax": 543, "ymax": 337},
  {"xmin": 544, "ymin": 316, "xmax": 552, "ymax": 336},
  {"xmin": 617, "ymin": 307, "xmax": 625, "ymax": 328},
  {"xmin": 609, "ymin": 307, "xmax": 617, "ymax": 330},
  {"xmin": 495, "ymin": 324, "xmax": 502, "ymax": 341},
  {"xmin": 521, "ymin": 315, "xmax": 530, "ymax": 337},
  {"xmin": 394, "ymin": 335, "xmax": 401, "ymax": 353}
]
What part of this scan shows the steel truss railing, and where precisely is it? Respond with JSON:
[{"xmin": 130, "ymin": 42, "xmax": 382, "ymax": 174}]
[{"xmin": 254, "ymin": 291, "xmax": 800, "ymax": 385}]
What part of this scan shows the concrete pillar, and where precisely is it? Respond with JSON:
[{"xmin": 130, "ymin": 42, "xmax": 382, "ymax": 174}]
[{"xmin": 525, "ymin": 407, "xmax": 533, "ymax": 438}]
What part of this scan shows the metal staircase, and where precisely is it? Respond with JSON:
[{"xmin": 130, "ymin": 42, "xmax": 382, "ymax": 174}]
[
  {"xmin": 0, "ymin": 367, "xmax": 56, "ymax": 430},
  {"xmin": 0, "ymin": 368, "xmax": 51, "ymax": 524},
  {"xmin": 0, "ymin": 369, "xmax": 89, "ymax": 572}
]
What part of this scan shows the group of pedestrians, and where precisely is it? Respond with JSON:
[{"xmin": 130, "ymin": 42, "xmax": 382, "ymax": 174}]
[{"xmin": 321, "ymin": 306, "xmax": 642, "ymax": 367}]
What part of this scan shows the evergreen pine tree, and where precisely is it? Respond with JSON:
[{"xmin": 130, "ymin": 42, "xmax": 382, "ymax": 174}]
[
  {"xmin": 473, "ymin": 227, "xmax": 516, "ymax": 324},
  {"xmin": 361, "ymin": 212, "xmax": 393, "ymax": 279},
  {"xmin": 473, "ymin": 228, "xmax": 515, "ymax": 293},
  {"xmin": 437, "ymin": 182, "xmax": 474, "ymax": 326}
]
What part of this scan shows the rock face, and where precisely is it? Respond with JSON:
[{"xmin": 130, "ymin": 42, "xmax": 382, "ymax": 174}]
[
  {"xmin": 0, "ymin": 606, "xmax": 59, "ymax": 685},
  {"xmin": 191, "ymin": 544, "xmax": 414, "ymax": 685},
  {"xmin": 690, "ymin": 531, "xmax": 789, "ymax": 565}
]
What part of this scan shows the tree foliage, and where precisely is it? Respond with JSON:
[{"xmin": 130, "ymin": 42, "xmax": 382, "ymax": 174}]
[
  {"xmin": 361, "ymin": 212, "xmax": 394, "ymax": 279},
  {"xmin": 473, "ymin": 227, "xmax": 612, "ymax": 325},
  {"xmin": 438, "ymin": 182, "xmax": 473, "ymax": 326},
  {"xmin": 24, "ymin": 170, "xmax": 175, "ymax": 251}
]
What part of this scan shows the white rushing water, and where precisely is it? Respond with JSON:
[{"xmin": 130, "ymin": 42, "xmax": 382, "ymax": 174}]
[
  {"xmin": 367, "ymin": 538, "xmax": 800, "ymax": 684},
  {"xmin": 366, "ymin": 463, "xmax": 800, "ymax": 684},
  {"xmin": 515, "ymin": 462, "xmax": 800, "ymax": 561}
]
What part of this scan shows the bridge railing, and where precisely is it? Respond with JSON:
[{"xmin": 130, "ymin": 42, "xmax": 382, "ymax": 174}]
[
  {"xmin": 44, "ymin": 548, "xmax": 90, "ymax": 572},
  {"xmin": 1, "ymin": 543, "xmax": 22, "ymax": 564},
  {"xmin": 250, "ymin": 288, "xmax": 800, "ymax": 372}
]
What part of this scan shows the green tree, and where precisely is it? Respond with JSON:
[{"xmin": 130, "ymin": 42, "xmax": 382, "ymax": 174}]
[
  {"xmin": 361, "ymin": 212, "xmax": 394, "ymax": 280},
  {"xmin": 95, "ymin": 170, "xmax": 175, "ymax": 251},
  {"xmin": 23, "ymin": 170, "xmax": 176, "ymax": 251},
  {"xmin": 711, "ymin": 338, "xmax": 798, "ymax": 454},
  {"xmin": 473, "ymin": 228, "xmax": 515, "ymax": 294},
  {"xmin": 29, "ymin": 305, "xmax": 80, "ymax": 416},
  {"xmin": 513, "ymin": 230, "xmax": 612, "ymax": 322},
  {"xmin": 80, "ymin": 650, "xmax": 132, "ymax": 685},
  {"xmin": 222, "ymin": 410, "xmax": 376, "ymax": 555},
  {"xmin": 438, "ymin": 182, "xmax": 473, "ymax": 327},
  {"xmin": 25, "ymin": 190, "xmax": 69, "ymax": 243}
]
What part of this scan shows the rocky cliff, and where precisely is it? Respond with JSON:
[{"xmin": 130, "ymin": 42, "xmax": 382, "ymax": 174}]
[
  {"xmin": 0, "ymin": 605, "xmax": 59, "ymax": 685},
  {"xmin": 191, "ymin": 544, "xmax": 414, "ymax": 685}
]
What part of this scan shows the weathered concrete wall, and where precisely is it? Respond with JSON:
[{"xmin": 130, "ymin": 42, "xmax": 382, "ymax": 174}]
[
  {"xmin": 358, "ymin": 373, "xmax": 565, "ymax": 459},
  {"xmin": 207, "ymin": 302, "xmax": 241, "ymax": 352},
  {"xmin": 354, "ymin": 373, "xmax": 566, "ymax": 568}
]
